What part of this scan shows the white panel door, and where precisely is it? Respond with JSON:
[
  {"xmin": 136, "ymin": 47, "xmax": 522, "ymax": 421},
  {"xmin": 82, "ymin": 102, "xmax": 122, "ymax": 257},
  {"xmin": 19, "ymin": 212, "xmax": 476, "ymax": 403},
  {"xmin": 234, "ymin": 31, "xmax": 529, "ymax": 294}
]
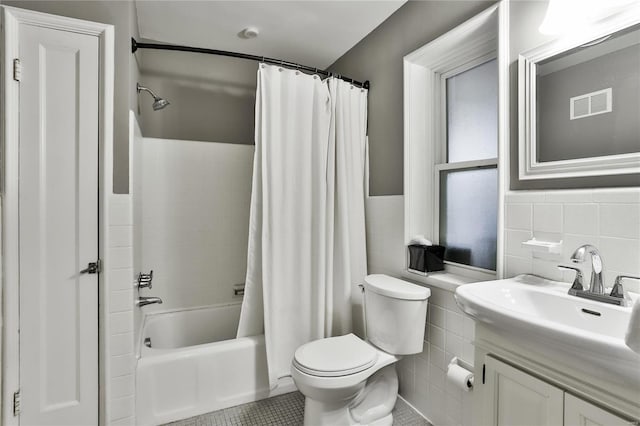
[
  {"xmin": 483, "ymin": 356, "xmax": 564, "ymax": 426},
  {"xmin": 18, "ymin": 22, "xmax": 99, "ymax": 426},
  {"xmin": 564, "ymin": 393, "xmax": 631, "ymax": 426}
]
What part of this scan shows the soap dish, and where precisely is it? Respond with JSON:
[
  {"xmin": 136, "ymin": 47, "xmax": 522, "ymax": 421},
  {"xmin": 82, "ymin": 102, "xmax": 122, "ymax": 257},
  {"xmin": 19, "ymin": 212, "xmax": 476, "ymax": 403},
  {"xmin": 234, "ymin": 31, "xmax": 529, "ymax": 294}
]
[{"xmin": 521, "ymin": 238, "xmax": 563, "ymax": 254}]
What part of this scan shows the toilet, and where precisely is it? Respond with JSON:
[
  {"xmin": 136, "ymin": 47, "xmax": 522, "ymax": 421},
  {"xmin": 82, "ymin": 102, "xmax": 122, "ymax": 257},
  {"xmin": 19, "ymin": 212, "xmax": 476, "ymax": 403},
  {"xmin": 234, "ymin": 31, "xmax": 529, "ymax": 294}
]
[{"xmin": 291, "ymin": 274, "xmax": 430, "ymax": 426}]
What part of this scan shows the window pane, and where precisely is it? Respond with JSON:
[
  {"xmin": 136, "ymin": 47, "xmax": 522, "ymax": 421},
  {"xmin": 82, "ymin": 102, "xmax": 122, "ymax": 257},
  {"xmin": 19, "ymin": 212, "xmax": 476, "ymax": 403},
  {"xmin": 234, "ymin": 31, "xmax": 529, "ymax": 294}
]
[
  {"xmin": 439, "ymin": 167, "xmax": 497, "ymax": 270},
  {"xmin": 446, "ymin": 59, "xmax": 498, "ymax": 162}
]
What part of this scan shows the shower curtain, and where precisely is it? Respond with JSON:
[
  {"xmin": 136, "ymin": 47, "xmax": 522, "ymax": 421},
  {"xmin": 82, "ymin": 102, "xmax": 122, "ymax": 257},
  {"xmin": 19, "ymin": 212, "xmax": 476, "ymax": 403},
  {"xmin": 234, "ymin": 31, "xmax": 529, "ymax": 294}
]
[{"xmin": 237, "ymin": 64, "xmax": 368, "ymax": 388}]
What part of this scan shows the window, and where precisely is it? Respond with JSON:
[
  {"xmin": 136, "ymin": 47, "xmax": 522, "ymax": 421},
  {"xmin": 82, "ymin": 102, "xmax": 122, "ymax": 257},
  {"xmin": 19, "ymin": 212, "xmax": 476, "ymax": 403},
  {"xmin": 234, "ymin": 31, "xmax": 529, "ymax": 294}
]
[
  {"xmin": 436, "ymin": 59, "xmax": 498, "ymax": 272},
  {"xmin": 403, "ymin": 4, "xmax": 500, "ymax": 280}
]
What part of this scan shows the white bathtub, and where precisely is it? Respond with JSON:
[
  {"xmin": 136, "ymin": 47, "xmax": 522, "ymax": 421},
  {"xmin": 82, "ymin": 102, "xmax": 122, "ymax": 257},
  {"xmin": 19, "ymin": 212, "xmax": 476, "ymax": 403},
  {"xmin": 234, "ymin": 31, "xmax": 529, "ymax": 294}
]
[{"xmin": 136, "ymin": 302, "xmax": 296, "ymax": 425}]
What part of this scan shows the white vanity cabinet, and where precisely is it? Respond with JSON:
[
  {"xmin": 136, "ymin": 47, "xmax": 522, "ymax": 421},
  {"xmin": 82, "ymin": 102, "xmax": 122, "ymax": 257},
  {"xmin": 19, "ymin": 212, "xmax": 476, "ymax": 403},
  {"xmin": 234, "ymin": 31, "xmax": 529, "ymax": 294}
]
[
  {"xmin": 480, "ymin": 355, "xmax": 634, "ymax": 426},
  {"xmin": 564, "ymin": 393, "xmax": 631, "ymax": 426},
  {"xmin": 482, "ymin": 356, "xmax": 563, "ymax": 425}
]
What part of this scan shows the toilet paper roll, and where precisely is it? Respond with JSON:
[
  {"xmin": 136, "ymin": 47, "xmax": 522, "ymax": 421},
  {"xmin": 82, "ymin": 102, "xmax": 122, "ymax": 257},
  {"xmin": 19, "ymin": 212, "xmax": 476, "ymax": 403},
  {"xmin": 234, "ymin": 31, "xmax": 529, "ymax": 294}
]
[{"xmin": 447, "ymin": 359, "xmax": 474, "ymax": 392}]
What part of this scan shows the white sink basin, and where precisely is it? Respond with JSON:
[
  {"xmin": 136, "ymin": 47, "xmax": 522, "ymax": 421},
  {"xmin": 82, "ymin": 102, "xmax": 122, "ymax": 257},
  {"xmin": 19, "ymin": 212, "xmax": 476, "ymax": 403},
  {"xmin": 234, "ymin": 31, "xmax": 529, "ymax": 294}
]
[{"xmin": 455, "ymin": 274, "xmax": 640, "ymax": 388}]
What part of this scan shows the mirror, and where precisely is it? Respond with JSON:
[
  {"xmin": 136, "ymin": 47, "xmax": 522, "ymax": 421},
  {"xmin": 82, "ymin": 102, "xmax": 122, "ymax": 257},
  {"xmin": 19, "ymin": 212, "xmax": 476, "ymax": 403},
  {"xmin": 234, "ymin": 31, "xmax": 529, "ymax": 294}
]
[{"xmin": 518, "ymin": 8, "xmax": 640, "ymax": 180}]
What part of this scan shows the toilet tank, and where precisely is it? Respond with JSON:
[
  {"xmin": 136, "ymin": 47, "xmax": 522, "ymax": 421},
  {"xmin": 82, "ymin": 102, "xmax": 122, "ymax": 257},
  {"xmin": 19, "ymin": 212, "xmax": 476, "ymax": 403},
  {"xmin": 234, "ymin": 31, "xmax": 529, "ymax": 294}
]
[{"xmin": 363, "ymin": 274, "xmax": 430, "ymax": 355}]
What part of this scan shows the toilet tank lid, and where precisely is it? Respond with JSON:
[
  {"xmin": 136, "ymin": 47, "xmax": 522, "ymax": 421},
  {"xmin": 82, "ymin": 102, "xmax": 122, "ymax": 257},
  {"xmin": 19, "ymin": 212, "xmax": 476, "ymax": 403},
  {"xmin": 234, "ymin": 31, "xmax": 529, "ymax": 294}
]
[{"xmin": 364, "ymin": 274, "xmax": 430, "ymax": 300}]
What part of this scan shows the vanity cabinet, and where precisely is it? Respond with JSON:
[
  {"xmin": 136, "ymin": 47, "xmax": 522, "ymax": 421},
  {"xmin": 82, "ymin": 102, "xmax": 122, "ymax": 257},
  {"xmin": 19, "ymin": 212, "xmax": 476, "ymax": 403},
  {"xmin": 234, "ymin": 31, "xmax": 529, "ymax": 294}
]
[
  {"xmin": 564, "ymin": 393, "xmax": 631, "ymax": 426},
  {"xmin": 481, "ymin": 356, "xmax": 632, "ymax": 426},
  {"xmin": 483, "ymin": 356, "xmax": 563, "ymax": 425}
]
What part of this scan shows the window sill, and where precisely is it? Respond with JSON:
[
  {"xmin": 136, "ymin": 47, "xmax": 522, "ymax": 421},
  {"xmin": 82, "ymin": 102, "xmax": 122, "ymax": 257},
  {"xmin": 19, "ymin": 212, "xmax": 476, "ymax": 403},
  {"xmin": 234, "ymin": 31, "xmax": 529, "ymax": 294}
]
[{"xmin": 401, "ymin": 270, "xmax": 484, "ymax": 293}]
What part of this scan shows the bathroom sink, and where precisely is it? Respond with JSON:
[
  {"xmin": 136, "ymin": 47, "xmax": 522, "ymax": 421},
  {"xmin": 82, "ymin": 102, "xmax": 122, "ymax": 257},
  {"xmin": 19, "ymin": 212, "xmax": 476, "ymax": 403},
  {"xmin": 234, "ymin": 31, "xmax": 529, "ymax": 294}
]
[{"xmin": 455, "ymin": 275, "xmax": 640, "ymax": 388}]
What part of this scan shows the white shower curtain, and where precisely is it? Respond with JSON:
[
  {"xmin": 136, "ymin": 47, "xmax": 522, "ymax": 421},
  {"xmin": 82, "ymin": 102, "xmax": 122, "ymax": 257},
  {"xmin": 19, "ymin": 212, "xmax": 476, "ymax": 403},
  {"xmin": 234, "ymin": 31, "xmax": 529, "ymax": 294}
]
[
  {"xmin": 237, "ymin": 64, "xmax": 368, "ymax": 388},
  {"xmin": 327, "ymin": 78, "xmax": 368, "ymax": 337}
]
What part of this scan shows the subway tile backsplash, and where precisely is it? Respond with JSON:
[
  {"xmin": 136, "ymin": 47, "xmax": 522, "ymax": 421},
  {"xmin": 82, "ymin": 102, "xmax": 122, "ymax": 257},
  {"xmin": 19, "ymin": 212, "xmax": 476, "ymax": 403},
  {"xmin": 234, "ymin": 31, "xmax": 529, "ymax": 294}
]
[{"xmin": 504, "ymin": 188, "xmax": 640, "ymax": 293}]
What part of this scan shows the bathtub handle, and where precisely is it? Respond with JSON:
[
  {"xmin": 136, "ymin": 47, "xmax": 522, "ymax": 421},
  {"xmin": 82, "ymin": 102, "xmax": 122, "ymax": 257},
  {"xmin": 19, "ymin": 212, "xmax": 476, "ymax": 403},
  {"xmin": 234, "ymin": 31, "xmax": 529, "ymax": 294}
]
[
  {"xmin": 233, "ymin": 283, "xmax": 245, "ymax": 296},
  {"xmin": 138, "ymin": 270, "xmax": 154, "ymax": 289}
]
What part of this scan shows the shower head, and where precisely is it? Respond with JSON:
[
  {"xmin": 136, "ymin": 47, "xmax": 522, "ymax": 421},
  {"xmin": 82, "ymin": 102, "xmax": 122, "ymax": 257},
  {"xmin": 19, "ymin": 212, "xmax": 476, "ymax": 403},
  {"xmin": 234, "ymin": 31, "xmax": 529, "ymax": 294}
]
[
  {"xmin": 152, "ymin": 97, "xmax": 170, "ymax": 111},
  {"xmin": 137, "ymin": 83, "xmax": 170, "ymax": 111}
]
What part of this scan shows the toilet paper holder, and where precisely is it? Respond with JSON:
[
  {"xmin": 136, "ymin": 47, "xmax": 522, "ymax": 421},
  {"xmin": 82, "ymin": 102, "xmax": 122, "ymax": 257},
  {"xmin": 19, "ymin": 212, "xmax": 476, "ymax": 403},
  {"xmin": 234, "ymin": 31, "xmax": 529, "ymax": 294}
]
[{"xmin": 447, "ymin": 357, "xmax": 474, "ymax": 391}]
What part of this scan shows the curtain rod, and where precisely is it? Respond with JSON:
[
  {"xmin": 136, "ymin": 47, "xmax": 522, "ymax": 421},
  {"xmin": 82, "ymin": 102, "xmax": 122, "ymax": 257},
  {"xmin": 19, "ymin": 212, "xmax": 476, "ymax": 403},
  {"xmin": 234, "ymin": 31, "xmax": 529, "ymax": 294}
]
[{"xmin": 131, "ymin": 38, "xmax": 370, "ymax": 90}]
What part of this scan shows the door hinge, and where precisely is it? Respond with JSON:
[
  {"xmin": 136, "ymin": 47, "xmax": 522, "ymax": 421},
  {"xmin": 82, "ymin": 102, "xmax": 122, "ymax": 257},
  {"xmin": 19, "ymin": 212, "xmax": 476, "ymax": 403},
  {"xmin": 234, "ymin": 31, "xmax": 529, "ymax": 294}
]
[
  {"xmin": 482, "ymin": 363, "xmax": 486, "ymax": 385},
  {"xmin": 13, "ymin": 58, "xmax": 21, "ymax": 82},
  {"xmin": 13, "ymin": 389, "xmax": 20, "ymax": 416}
]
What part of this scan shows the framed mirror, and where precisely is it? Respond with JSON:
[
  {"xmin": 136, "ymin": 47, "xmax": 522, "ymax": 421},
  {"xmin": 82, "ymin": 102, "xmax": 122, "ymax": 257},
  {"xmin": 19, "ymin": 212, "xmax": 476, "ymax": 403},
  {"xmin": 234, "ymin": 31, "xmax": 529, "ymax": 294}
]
[{"xmin": 518, "ymin": 6, "xmax": 640, "ymax": 180}]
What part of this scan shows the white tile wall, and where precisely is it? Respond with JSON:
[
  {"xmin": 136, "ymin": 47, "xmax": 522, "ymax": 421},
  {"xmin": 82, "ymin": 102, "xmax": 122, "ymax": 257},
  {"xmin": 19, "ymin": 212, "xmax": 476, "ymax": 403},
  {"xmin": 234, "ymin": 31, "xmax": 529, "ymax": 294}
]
[
  {"xmin": 397, "ymin": 286, "xmax": 475, "ymax": 426},
  {"xmin": 366, "ymin": 195, "xmax": 474, "ymax": 425},
  {"xmin": 367, "ymin": 187, "xmax": 639, "ymax": 425},
  {"xmin": 107, "ymin": 194, "xmax": 136, "ymax": 424},
  {"xmin": 504, "ymin": 188, "xmax": 640, "ymax": 293}
]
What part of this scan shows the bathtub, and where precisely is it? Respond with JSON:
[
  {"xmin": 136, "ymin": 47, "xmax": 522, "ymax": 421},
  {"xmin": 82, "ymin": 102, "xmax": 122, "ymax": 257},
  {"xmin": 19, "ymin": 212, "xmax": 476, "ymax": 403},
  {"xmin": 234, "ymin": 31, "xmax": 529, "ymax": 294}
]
[{"xmin": 136, "ymin": 302, "xmax": 296, "ymax": 425}]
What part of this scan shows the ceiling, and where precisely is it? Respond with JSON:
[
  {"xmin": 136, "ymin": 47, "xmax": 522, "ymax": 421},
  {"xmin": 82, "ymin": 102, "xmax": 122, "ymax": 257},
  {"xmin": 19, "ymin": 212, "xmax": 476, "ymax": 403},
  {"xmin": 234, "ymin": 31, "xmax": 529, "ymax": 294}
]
[{"xmin": 135, "ymin": 1, "xmax": 406, "ymax": 70}]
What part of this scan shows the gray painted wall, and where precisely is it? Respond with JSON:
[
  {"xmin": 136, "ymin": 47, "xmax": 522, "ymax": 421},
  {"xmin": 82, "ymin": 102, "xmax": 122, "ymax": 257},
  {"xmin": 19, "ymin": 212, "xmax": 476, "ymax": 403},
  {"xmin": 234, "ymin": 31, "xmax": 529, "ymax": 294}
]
[
  {"xmin": 137, "ymin": 49, "xmax": 257, "ymax": 144},
  {"xmin": 509, "ymin": 1, "xmax": 640, "ymax": 189},
  {"xmin": 329, "ymin": 0, "xmax": 496, "ymax": 196},
  {"xmin": 537, "ymin": 45, "xmax": 640, "ymax": 162},
  {"xmin": 1, "ymin": 0, "xmax": 140, "ymax": 194}
]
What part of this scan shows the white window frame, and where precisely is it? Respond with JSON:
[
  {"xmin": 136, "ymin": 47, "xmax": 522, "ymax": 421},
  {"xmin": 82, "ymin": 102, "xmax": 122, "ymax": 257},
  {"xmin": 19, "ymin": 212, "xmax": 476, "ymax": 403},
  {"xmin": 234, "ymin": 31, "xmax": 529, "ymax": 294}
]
[{"xmin": 403, "ymin": 3, "xmax": 502, "ymax": 282}]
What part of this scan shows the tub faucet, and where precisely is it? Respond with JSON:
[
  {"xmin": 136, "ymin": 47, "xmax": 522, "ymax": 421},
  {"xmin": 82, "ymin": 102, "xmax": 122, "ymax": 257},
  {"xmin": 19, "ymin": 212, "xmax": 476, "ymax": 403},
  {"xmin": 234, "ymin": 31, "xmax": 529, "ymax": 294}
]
[
  {"xmin": 137, "ymin": 296, "xmax": 163, "ymax": 307},
  {"xmin": 570, "ymin": 244, "xmax": 604, "ymax": 294}
]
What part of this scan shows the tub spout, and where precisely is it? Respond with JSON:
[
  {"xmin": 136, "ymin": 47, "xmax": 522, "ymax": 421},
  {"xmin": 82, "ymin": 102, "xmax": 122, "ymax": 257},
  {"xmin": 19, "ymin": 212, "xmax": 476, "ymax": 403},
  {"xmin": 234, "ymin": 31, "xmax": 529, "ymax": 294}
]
[{"xmin": 137, "ymin": 296, "xmax": 163, "ymax": 307}]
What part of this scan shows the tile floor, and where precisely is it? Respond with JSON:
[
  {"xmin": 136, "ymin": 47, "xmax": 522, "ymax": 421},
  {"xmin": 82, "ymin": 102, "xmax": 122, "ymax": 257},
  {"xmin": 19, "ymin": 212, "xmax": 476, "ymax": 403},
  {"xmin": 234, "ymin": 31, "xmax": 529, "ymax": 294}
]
[{"xmin": 165, "ymin": 391, "xmax": 430, "ymax": 426}]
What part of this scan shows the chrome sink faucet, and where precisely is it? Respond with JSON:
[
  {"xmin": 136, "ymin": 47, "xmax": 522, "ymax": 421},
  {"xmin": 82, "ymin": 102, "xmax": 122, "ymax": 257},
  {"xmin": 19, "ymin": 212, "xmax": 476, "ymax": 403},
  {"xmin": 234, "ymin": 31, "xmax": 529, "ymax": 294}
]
[
  {"xmin": 570, "ymin": 244, "xmax": 604, "ymax": 294},
  {"xmin": 559, "ymin": 244, "xmax": 635, "ymax": 306}
]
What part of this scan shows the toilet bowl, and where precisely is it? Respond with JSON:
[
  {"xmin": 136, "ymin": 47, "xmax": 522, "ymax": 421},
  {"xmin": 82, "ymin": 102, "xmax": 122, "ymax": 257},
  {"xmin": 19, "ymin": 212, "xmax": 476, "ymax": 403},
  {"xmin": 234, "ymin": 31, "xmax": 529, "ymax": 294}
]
[{"xmin": 291, "ymin": 275, "xmax": 430, "ymax": 426}]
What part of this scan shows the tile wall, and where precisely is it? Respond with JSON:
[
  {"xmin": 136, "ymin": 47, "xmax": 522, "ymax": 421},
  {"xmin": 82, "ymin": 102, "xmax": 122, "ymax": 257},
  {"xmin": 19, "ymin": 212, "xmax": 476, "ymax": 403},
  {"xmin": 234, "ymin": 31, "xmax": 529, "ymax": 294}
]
[
  {"xmin": 106, "ymin": 194, "xmax": 136, "ymax": 425},
  {"xmin": 364, "ymin": 188, "xmax": 640, "ymax": 425},
  {"xmin": 397, "ymin": 288, "xmax": 475, "ymax": 426},
  {"xmin": 504, "ymin": 188, "xmax": 640, "ymax": 293},
  {"xmin": 365, "ymin": 195, "xmax": 474, "ymax": 425}
]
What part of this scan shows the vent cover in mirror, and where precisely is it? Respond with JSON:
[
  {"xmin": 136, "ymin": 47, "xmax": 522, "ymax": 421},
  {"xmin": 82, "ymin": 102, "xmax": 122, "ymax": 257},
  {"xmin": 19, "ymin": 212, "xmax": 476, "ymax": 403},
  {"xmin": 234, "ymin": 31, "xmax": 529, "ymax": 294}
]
[{"xmin": 570, "ymin": 88, "xmax": 612, "ymax": 120}]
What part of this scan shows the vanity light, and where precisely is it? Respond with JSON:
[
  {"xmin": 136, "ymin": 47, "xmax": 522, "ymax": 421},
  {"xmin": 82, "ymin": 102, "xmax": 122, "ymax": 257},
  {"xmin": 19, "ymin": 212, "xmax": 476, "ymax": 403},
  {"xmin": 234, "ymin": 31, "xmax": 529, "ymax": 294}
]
[
  {"xmin": 539, "ymin": 0, "xmax": 636, "ymax": 35},
  {"xmin": 539, "ymin": 0, "xmax": 594, "ymax": 35}
]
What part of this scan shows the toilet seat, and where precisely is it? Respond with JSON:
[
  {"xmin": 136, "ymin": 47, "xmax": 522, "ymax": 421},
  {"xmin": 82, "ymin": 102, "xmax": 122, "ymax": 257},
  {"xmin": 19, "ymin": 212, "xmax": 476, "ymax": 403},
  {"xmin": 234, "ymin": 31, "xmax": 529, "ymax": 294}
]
[{"xmin": 293, "ymin": 334, "xmax": 378, "ymax": 377}]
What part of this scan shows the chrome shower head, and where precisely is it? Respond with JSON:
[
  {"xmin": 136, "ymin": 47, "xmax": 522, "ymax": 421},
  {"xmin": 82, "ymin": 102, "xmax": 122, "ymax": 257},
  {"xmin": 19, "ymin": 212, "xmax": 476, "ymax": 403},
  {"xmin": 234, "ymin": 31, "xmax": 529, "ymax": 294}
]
[
  {"xmin": 137, "ymin": 83, "xmax": 170, "ymax": 111},
  {"xmin": 152, "ymin": 97, "xmax": 170, "ymax": 111}
]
